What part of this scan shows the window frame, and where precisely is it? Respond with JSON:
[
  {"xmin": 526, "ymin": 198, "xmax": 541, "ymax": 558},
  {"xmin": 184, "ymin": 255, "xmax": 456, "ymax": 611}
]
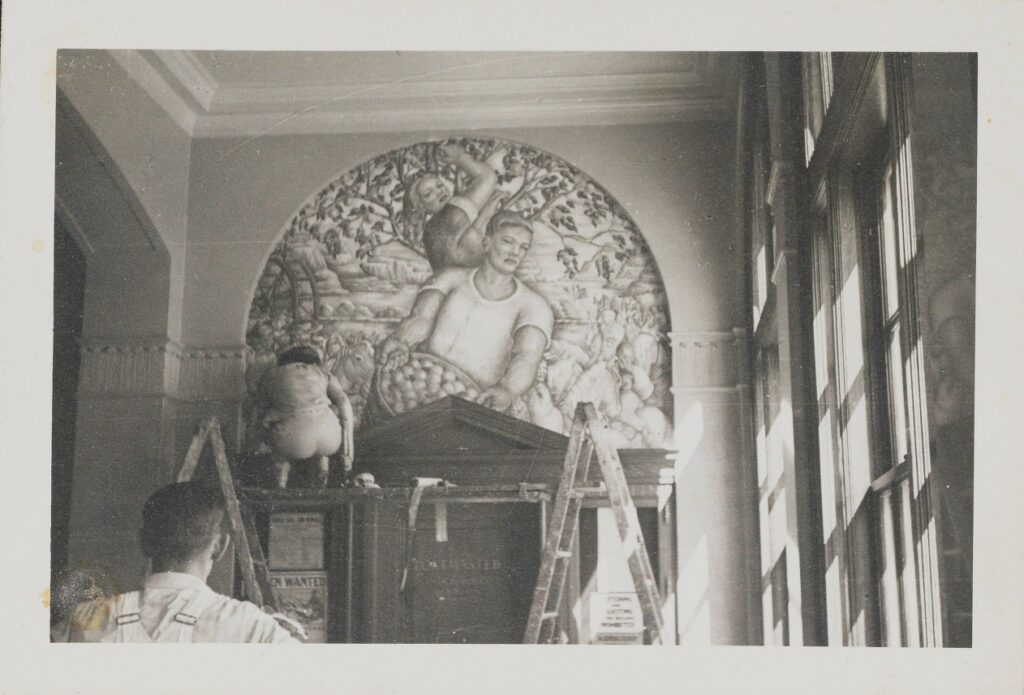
[{"xmin": 801, "ymin": 53, "xmax": 943, "ymax": 646}]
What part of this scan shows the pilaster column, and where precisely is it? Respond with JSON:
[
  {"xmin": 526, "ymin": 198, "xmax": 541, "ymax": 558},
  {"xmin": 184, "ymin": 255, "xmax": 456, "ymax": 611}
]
[{"xmin": 669, "ymin": 328, "xmax": 759, "ymax": 645}]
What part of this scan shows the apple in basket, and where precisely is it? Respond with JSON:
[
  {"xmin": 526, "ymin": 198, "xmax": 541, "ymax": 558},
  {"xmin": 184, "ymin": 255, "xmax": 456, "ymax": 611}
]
[{"xmin": 376, "ymin": 352, "xmax": 481, "ymax": 414}]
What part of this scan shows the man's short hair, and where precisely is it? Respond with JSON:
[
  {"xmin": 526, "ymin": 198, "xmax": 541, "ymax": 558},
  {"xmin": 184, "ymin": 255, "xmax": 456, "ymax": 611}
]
[
  {"xmin": 139, "ymin": 482, "xmax": 226, "ymax": 565},
  {"xmin": 486, "ymin": 211, "xmax": 533, "ymax": 238}
]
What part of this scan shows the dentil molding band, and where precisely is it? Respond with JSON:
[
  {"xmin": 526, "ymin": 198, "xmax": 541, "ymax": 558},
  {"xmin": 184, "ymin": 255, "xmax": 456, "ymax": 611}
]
[{"xmin": 78, "ymin": 341, "xmax": 249, "ymax": 401}]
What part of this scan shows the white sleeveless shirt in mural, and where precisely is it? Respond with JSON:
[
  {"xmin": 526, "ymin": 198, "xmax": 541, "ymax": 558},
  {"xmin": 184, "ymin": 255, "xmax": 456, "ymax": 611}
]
[{"xmin": 420, "ymin": 268, "xmax": 553, "ymax": 388}]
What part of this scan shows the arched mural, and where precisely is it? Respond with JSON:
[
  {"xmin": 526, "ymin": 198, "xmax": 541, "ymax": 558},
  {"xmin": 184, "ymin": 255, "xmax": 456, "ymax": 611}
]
[{"xmin": 245, "ymin": 137, "xmax": 673, "ymax": 448}]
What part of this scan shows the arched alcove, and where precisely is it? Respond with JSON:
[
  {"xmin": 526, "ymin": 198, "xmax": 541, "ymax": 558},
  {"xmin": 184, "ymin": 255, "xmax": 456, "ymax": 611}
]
[
  {"xmin": 245, "ymin": 137, "xmax": 674, "ymax": 444},
  {"xmin": 55, "ymin": 87, "xmax": 178, "ymax": 596}
]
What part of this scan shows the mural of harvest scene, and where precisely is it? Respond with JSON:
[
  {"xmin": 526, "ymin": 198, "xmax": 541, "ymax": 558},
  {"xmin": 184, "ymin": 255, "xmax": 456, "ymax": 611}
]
[{"xmin": 245, "ymin": 137, "xmax": 673, "ymax": 448}]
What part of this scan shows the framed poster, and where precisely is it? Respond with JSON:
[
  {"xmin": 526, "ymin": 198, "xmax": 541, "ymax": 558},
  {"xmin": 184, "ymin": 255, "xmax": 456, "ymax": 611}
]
[{"xmin": 268, "ymin": 512, "xmax": 325, "ymax": 570}]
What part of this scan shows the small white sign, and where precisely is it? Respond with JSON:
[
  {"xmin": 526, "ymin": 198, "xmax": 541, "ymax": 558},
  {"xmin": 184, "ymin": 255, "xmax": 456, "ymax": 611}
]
[{"xmin": 589, "ymin": 592, "xmax": 644, "ymax": 644}]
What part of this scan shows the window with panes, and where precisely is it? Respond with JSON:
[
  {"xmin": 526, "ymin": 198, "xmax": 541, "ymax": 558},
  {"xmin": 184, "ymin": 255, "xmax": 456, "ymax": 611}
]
[
  {"xmin": 857, "ymin": 148, "xmax": 921, "ymax": 646},
  {"xmin": 803, "ymin": 54, "xmax": 939, "ymax": 646}
]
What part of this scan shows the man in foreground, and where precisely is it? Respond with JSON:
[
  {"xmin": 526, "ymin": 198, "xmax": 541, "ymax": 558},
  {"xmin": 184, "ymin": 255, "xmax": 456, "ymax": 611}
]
[{"xmin": 53, "ymin": 482, "xmax": 298, "ymax": 643}]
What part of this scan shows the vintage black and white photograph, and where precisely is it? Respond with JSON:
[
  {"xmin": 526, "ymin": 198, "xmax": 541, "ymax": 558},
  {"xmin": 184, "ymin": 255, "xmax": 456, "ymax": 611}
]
[{"xmin": 47, "ymin": 49, "xmax": 978, "ymax": 649}]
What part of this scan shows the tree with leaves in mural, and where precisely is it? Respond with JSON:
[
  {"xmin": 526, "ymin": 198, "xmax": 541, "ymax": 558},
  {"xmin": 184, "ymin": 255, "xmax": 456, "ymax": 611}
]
[{"xmin": 268, "ymin": 138, "xmax": 649, "ymax": 286}]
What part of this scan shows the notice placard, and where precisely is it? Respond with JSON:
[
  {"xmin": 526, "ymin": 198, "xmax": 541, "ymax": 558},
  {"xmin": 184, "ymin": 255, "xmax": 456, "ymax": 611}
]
[
  {"xmin": 268, "ymin": 512, "xmax": 324, "ymax": 570},
  {"xmin": 589, "ymin": 592, "xmax": 644, "ymax": 644}
]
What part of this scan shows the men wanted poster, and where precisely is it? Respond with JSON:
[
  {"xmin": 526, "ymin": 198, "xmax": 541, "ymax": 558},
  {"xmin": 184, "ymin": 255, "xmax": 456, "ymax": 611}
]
[{"xmin": 269, "ymin": 571, "xmax": 329, "ymax": 643}]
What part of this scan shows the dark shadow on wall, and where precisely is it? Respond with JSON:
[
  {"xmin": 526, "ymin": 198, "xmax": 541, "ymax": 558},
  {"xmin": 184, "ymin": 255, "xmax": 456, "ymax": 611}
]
[
  {"xmin": 52, "ymin": 82, "xmax": 176, "ymax": 606},
  {"xmin": 52, "ymin": 216, "xmax": 86, "ymax": 617}
]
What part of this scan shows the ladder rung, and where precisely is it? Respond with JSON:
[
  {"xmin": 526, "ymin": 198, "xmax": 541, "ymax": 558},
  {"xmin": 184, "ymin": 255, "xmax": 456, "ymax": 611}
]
[{"xmin": 524, "ymin": 403, "xmax": 663, "ymax": 645}]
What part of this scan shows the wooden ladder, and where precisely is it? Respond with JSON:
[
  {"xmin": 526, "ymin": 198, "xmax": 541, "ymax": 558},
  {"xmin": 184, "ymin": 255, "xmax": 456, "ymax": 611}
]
[
  {"xmin": 177, "ymin": 416, "xmax": 276, "ymax": 611},
  {"xmin": 523, "ymin": 403, "xmax": 664, "ymax": 644}
]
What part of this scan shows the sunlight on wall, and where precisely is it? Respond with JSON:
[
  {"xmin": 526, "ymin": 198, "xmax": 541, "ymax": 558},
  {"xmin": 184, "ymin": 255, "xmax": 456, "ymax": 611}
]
[
  {"xmin": 669, "ymin": 399, "xmax": 705, "ymax": 477},
  {"xmin": 596, "ymin": 508, "xmax": 635, "ymax": 591},
  {"xmin": 838, "ymin": 265, "xmax": 873, "ymax": 501},
  {"xmin": 817, "ymin": 416, "xmax": 837, "ymax": 544},
  {"xmin": 778, "ymin": 397, "xmax": 795, "ymax": 475},
  {"xmin": 846, "ymin": 400, "xmax": 871, "ymax": 501},
  {"xmin": 838, "ymin": 268, "xmax": 865, "ymax": 395},
  {"xmin": 825, "ymin": 546, "xmax": 843, "ymax": 644},
  {"xmin": 754, "ymin": 245, "xmax": 768, "ymax": 322},
  {"xmin": 756, "ymin": 408, "xmax": 768, "ymax": 491},
  {"xmin": 677, "ymin": 532, "xmax": 710, "ymax": 645},
  {"xmin": 813, "ymin": 304, "xmax": 831, "ymax": 400},
  {"xmin": 896, "ymin": 137, "xmax": 919, "ymax": 270}
]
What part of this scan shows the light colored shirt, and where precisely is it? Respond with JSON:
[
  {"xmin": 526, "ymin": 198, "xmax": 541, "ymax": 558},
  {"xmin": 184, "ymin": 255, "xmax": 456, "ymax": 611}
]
[
  {"xmin": 52, "ymin": 571, "xmax": 298, "ymax": 643},
  {"xmin": 421, "ymin": 267, "xmax": 553, "ymax": 387}
]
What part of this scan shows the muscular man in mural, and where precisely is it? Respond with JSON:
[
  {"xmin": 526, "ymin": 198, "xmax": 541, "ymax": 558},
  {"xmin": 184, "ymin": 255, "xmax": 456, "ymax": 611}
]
[
  {"xmin": 405, "ymin": 144, "xmax": 508, "ymax": 272},
  {"xmin": 378, "ymin": 211, "xmax": 553, "ymax": 413}
]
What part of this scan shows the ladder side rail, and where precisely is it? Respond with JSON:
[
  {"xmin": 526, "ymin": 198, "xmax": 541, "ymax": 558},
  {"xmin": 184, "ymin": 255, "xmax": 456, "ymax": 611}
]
[
  {"xmin": 523, "ymin": 405, "xmax": 589, "ymax": 643},
  {"xmin": 608, "ymin": 451, "xmax": 662, "ymax": 606},
  {"xmin": 538, "ymin": 494, "xmax": 583, "ymax": 644},
  {"xmin": 539, "ymin": 436, "xmax": 594, "ymax": 644},
  {"xmin": 208, "ymin": 420, "xmax": 265, "ymax": 607},
  {"xmin": 240, "ymin": 506, "xmax": 278, "ymax": 611},
  {"xmin": 589, "ymin": 418, "xmax": 665, "ymax": 645},
  {"xmin": 176, "ymin": 417, "xmax": 214, "ymax": 483}
]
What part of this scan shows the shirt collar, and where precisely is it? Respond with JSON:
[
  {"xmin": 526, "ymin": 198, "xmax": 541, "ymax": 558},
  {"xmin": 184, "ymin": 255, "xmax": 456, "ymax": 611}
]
[{"xmin": 143, "ymin": 571, "xmax": 211, "ymax": 592}]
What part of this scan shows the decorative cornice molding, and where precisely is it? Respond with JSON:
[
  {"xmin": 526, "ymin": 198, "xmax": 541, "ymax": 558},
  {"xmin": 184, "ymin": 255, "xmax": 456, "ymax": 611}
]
[
  {"xmin": 192, "ymin": 97, "xmax": 730, "ymax": 138},
  {"xmin": 671, "ymin": 385, "xmax": 746, "ymax": 395},
  {"xmin": 209, "ymin": 71, "xmax": 703, "ymax": 111},
  {"xmin": 105, "ymin": 50, "xmax": 196, "ymax": 136},
  {"xmin": 198, "ymin": 70, "xmax": 730, "ymax": 136},
  {"xmin": 108, "ymin": 50, "xmax": 734, "ymax": 139},
  {"xmin": 78, "ymin": 341, "xmax": 249, "ymax": 401},
  {"xmin": 150, "ymin": 50, "xmax": 218, "ymax": 111},
  {"xmin": 669, "ymin": 329, "xmax": 747, "ymax": 389},
  {"xmin": 177, "ymin": 347, "xmax": 249, "ymax": 401},
  {"xmin": 78, "ymin": 341, "xmax": 181, "ymax": 398}
]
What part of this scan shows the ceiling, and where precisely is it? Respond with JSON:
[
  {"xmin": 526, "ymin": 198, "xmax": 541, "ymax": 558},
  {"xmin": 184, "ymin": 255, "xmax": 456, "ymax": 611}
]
[
  {"xmin": 191, "ymin": 51, "xmax": 701, "ymax": 86},
  {"xmin": 109, "ymin": 50, "xmax": 739, "ymax": 138}
]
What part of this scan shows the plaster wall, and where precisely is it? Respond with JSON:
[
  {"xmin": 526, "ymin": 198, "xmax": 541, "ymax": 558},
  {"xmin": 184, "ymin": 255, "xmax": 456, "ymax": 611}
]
[
  {"xmin": 908, "ymin": 53, "xmax": 977, "ymax": 646},
  {"xmin": 57, "ymin": 50, "xmax": 192, "ymax": 342},
  {"xmin": 182, "ymin": 122, "xmax": 741, "ymax": 347}
]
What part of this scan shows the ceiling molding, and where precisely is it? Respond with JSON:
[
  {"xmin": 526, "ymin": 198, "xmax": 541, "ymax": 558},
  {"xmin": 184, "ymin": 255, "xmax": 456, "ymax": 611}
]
[
  {"xmin": 192, "ymin": 96, "xmax": 730, "ymax": 138},
  {"xmin": 150, "ymin": 50, "xmax": 218, "ymax": 111},
  {"xmin": 108, "ymin": 50, "xmax": 735, "ymax": 140},
  {"xmin": 105, "ymin": 50, "xmax": 197, "ymax": 136},
  {"xmin": 208, "ymin": 71, "xmax": 705, "ymax": 111}
]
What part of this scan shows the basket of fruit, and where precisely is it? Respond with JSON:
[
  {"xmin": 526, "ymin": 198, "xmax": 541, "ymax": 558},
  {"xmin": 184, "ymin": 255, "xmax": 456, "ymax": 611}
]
[{"xmin": 373, "ymin": 351, "xmax": 481, "ymax": 416}]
